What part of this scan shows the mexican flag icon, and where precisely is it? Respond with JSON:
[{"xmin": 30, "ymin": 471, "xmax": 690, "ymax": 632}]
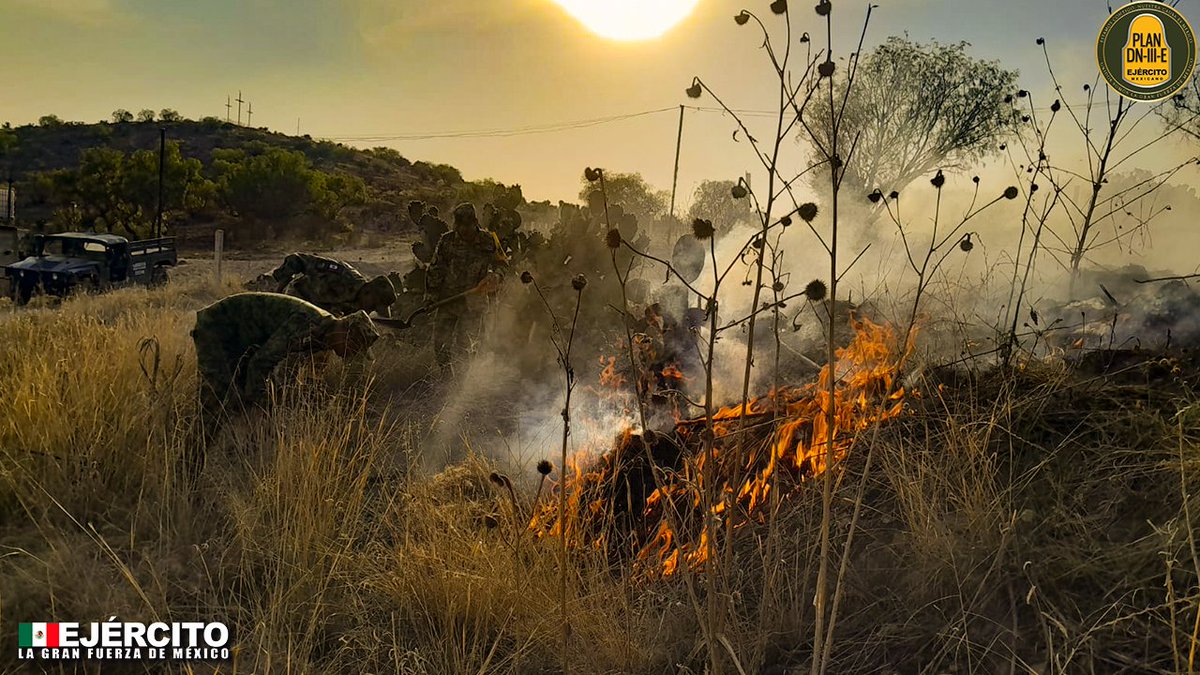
[{"xmin": 19, "ymin": 623, "xmax": 59, "ymax": 648}]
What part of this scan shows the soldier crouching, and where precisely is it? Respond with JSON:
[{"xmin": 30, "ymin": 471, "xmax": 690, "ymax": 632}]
[{"xmin": 190, "ymin": 292, "xmax": 379, "ymax": 476}]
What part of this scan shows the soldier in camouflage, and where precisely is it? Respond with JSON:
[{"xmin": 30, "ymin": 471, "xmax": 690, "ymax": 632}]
[
  {"xmin": 268, "ymin": 252, "xmax": 397, "ymax": 317},
  {"xmin": 190, "ymin": 292, "xmax": 379, "ymax": 478},
  {"xmin": 425, "ymin": 202, "xmax": 507, "ymax": 368},
  {"xmin": 192, "ymin": 292, "xmax": 380, "ymax": 415}
]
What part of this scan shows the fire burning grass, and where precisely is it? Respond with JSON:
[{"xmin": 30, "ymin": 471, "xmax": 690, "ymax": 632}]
[
  {"xmin": 533, "ymin": 319, "xmax": 909, "ymax": 576},
  {"xmin": 3, "ymin": 280, "xmax": 1199, "ymax": 672}
]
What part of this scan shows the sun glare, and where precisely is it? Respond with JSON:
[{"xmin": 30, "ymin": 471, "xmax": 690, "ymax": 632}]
[{"xmin": 549, "ymin": 0, "xmax": 701, "ymax": 41}]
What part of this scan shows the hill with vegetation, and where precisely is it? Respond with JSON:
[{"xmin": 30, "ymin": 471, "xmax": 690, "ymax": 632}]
[{"xmin": 0, "ymin": 113, "xmax": 529, "ymax": 248}]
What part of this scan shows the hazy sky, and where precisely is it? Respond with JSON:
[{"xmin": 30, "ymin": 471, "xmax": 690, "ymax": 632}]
[{"xmin": 0, "ymin": 0, "xmax": 1194, "ymax": 203}]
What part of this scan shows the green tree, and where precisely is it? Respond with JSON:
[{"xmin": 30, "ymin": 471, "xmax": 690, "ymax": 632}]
[
  {"xmin": 111, "ymin": 109, "xmax": 134, "ymax": 123},
  {"xmin": 56, "ymin": 143, "xmax": 211, "ymax": 237},
  {"xmin": 70, "ymin": 148, "xmax": 140, "ymax": 233},
  {"xmin": 159, "ymin": 109, "xmax": 183, "ymax": 123},
  {"xmin": 313, "ymin": 172, "xmax": 367, "ymax": 220},
  {"xmin": 136, "ymin": 109, "xmax": 155, "ymax": 123},
  {"xmin": 219, "ymin": 148, "xmax": 322, "ymax": 222},
  {"xmin": 809, "ymin": 37, "xmax": 1020, "ymax": 197},
  {"xmin": 369, "ymin": 146, "xmax": 409, "ymax": 167},
  {"xmin": 687, "ymin": 179, "xmax": 753, "ymax": 232},
  {"xmin": 413, "ymin": 161, "xmax": 464, "ymax": 186},
  {"xmin": 38, "ymin": 114, "xmax": 64, "ymax": 127},
  {"xmin": 577, "ymin": 170, "xmax": 668, "ymax": 222},
  {"xmin": 0, "ymin": 125, "xmax": 17, "ymax": 161},
  {"xmin": 125, "ymin": 143, "xmax": 211, "ymax": 227}
]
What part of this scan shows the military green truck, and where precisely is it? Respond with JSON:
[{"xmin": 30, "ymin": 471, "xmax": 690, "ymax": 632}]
[{"xmin": 5, "ymin": 232, "xmax": 177, "ymax": 304}]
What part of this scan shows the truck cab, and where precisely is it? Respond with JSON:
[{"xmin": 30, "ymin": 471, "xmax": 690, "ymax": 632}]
[{"xmin": 5, "ymin": 232, "xmax": 177, "ymax": 304}]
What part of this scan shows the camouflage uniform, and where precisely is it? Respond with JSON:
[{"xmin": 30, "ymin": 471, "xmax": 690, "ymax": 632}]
[
  {"xmin": 425, "ymin": 205, "xmax": 507, "ymax": 368},
  {"xmin": 192, "ymin": 292, "xmax": 379, "ymax": 412},
  {"xmin": 269, "ymin": 253, "xmax": 395, "ymax": 317}
]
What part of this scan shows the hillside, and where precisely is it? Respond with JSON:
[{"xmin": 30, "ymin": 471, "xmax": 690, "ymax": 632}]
[{"xmin": 0, "ymin": 118, "xmax": 528, "ymax": 247}]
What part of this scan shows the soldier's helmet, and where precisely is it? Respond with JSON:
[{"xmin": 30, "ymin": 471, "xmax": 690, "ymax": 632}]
[
  {"xmin": 356, "ymin": 275, "xmax": 397, "ymax": 316},
  {"xmin": 453, "ymin": 202, "xmax": 478, "ymax": 227}
]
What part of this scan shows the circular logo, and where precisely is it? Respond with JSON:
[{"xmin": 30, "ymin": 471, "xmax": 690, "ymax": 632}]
[{"xmin": 1097, "ymin": 1, "xmax": 1196, "ymax": 101}]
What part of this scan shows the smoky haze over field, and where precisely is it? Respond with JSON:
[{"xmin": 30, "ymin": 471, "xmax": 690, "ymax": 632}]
[
  {"xmin": 5, "ymin": 0, "xmax": 1200, "ymax": 518},
  {"xmin": 3, "ymin": 0, "xmax": 1190, "ymax": 200}
]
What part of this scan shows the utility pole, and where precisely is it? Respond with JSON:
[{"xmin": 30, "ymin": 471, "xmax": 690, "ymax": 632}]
[
  {"xmin": 296, "ymin": 118, "xmax": 300, "ymax": 136},
  {"xmin": 155, "ymin": 128, "xmax": 166, "ymax": 239},
  {"xmin": 236, "ymin": 90, "xmax": 244, "ymax": 126},
  {"xmin": 246, "ymin": 102, "xmax": 253, "ymax": 128},
  {"xmin": 5, "ymin": 169, "xmax": 13, "ymax": 222},
  {"xmin": 225, "ymin": 95, "xmax": 232, "ymax": 123},
  {"xmin": 669, "ymin": 105, "xmax": 685, "ymax": 220},
  {"xmin": 214, "ymin": 229, "xmax": 224, "ymax": 287}
]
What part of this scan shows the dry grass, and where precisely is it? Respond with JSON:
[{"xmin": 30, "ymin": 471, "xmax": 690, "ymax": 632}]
[{"xmin": 0, "ymin": 278, "xmax": 1197, "ymax": 674}]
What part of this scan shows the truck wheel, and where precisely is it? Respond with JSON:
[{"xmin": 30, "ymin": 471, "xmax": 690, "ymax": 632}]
[
  {"xmin": 151, "ymin": 265, "xmax": 169, "ymax": 287},
  {"xmin": 12, "ymin": 281, "xmax": 33, "ymax": 306}
]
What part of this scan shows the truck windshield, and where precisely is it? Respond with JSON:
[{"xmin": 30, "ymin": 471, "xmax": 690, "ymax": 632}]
[{"xmin": 41, "ymin": 238, "xmax": 107, "ymax": 258}]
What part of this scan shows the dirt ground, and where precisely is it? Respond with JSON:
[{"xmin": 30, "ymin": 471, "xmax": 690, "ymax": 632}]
[{"xmin": 172, "ymin": 240, "xmax": 417, "ymax": 287}]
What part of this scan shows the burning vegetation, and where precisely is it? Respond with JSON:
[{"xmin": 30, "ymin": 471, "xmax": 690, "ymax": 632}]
[
  {"xmin": 532, "ymin": 319, "xmax": 907, "ymax": 576},
  {"xmin": 7, "ymin": 0, "xmax": 1200, "ymax": 671}
]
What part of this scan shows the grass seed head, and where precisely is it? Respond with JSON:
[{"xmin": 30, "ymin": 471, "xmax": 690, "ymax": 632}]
[
  {"xmin": 606, "ymin": 228, "xmax": 622, "ymax": 249},
  {"xmin": 798, "ymin": 202, "xmax": 819, "ymax": 223}
]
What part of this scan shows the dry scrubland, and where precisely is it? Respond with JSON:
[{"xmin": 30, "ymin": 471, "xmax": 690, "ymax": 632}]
[{"xmin": 0, "ymin": 273, "xmax": 1198, "ymax": 674}]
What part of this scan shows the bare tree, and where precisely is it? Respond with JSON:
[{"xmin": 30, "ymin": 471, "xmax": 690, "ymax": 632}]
[
  {"xmin": 1162, "ymin": 73, "xmax": 1200, "ymax": 142},
  {"xmin": 810, "ymin": 37, "xmax": 1019, "ymax": 198},
  {"xmin": 686, "ymin": 179, "xmax": 754, "ymax": 234},
  {"xmin": 1024, "ymin": 41, "xmax": 1200, "ymax": 296}
]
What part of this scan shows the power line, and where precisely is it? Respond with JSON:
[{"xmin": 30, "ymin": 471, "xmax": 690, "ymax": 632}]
[
  {"xmin": 318, "ymin": 98, "xmax": 1123, "ymax": 144},
  {"xmin": 324, "ymin": 107, "xmax": 679, "ymax": 142}
]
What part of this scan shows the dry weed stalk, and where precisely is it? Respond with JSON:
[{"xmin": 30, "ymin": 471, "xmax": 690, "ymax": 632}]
[{"xmin": 524, "ymin": 270, "xmax": 586, "ymax": 674}]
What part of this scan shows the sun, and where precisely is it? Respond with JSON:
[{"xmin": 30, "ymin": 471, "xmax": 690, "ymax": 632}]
[{"xmin": 548, "ymin": 0, "xmax": 701, "ymax": 41}]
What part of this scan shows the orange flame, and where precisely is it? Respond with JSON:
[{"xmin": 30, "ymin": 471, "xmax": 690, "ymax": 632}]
[
  {"xmin": 532, "ymin": 318, "xmax": 909, "ymax": 576},
  {"xmin": 599, "ymin": 355, "xmax": 625, "ymax": 388}
]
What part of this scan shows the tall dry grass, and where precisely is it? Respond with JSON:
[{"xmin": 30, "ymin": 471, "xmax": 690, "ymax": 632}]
[
  {"xmin": 0, "ymin": 278, "xmax": 1197, "ymax": 674},
  {"xmin": 0, "ymin": 281, "xmax": 686, "ymax": 674}
]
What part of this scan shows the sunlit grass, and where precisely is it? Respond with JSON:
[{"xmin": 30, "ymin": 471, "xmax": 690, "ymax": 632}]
[{"xmin": 0, "ymin": 277, "xmax": 1196, "ymax": 673}]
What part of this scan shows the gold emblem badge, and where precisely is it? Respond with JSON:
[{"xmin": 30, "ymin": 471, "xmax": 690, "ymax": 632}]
[{"xmin": 1098, "ymin": 2, "xmax": 1196, "ymax": 101}]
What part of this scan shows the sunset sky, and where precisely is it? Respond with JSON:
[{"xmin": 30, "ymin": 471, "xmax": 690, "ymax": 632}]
[{"xmin": 0, "ymin": 0, "xmax": 1190, "ymax": 203}]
